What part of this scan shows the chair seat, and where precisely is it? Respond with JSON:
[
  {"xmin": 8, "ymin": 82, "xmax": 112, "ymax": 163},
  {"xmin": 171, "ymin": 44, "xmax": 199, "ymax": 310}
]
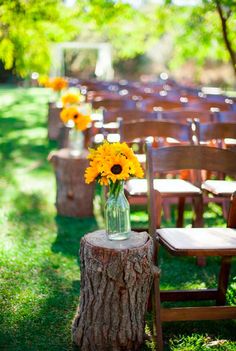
[
  {"xmin": 125, "ymin": 178, "xmax": 201, "ymax": 196},
  {"xmin": 202, "ymin": 180, "xmax": 236, "ymax": 196},
  {"xmin": 156, "ymin": 227, "xmax": 236, "ymax": 256}
]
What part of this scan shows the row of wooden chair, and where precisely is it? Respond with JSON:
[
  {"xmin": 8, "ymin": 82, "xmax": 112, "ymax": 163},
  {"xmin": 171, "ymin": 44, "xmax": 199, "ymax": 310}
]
[
  {"xmin": 79, "ymin": 78, "xmax": 235, "ymax": 112},
  {"xmin": 119, "ymin": 118, "xmax": 236, "ymax": 229},
  {"xmin": 91, "ymin": 96, "xmax": 235, "ymax": 112}
]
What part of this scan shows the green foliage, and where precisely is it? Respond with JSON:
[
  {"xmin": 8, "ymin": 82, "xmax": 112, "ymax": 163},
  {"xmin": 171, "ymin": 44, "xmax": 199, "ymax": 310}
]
[
  {"xmin": 156, "ymin": 1, "xmax": 236, "ymax": 73},
  {"xmin": 0, "ymin": 0, "xmax": 79, "ymax": 77}
]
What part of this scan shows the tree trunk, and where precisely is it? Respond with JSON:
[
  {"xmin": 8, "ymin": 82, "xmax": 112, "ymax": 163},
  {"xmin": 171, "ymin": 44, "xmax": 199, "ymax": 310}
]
[
  {"xmin": 72, "ymin": 230, "xmax": 153, "ymax": 351},
  {"xmin": 48, "ymin": 149, "xmax": 94, "ymax": 217},
  {"xmin": 215, "ymin": 1, "xmax": 236, "ymax": 78},
  {"xmin": 48, "ymin": 102, "xmax": 63, "ymax": 140}
]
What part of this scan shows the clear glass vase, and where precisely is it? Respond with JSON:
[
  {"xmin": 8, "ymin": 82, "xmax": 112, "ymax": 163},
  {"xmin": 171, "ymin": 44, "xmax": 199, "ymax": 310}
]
[
  {"xmin": 105, "ymin": 181, "xmax": 131, "ymax": 240},
  {"xmin": 68, "ymin": 128, "xmax": 84, "ymax": 157}
]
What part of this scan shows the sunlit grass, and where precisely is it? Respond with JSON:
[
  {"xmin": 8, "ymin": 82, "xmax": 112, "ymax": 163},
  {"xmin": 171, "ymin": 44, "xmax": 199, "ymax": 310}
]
[{"xmin": 0, "ymin": 86, "xmax": 235, "ymax": 350}]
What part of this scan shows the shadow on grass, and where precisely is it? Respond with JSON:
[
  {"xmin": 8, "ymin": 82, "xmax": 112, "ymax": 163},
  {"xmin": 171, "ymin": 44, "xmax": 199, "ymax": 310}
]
[
  {"xmin": 0, "ymin": 263, "xmax": 81, "ymax": 351},
  {"xmin": 52, "ymin": 215, "xmax": 98, "ymax": 258}
]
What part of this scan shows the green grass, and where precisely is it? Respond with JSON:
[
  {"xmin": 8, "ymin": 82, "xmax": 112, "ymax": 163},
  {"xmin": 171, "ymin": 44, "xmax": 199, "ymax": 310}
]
[{"xmin": 0, "ymin": 86, "xmax": 235, "ymax": 351}]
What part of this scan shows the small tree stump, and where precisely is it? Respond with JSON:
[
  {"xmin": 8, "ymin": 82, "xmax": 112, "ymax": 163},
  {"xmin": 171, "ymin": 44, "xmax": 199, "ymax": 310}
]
[
  {"xmin": 48, "ymin": 149, "xmax": 94, "ymax": 217},
  {"xmin": 48, "ymin": 102, "xmax": 63, "ymax": 140},
  {"xmin": 72, "ymin": 230, "xmax": 153, "ymax": 351}
]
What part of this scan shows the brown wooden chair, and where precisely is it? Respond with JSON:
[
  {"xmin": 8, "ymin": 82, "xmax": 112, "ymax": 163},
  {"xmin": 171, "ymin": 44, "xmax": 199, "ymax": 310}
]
[
  {"xmin": 92, "ymin": 98, "xmax": 137, "ymax": 111},
  {"xmin": 120, "ymin": 120, "xmax": 202, "ymax": 228},
  {"xmin": 158, "ymin": 108, "xmax": 214, "ymax": 123},
  {"xmin": 146, "ymin": 144, "xmax": 236, "ymax": 351},
  {"xmin": 213, "ymin": 111, "xmax": 236, "ymax": 123},
  {"xmin": 92, "ymin": 109, "xmax": 158, "ymax": 144},
  {"xmin": 188, "ymin": 100, "xmax": 233, "ymax": 112},
  {"xmin": 193, "ymin": 121, "xmax": 236, "ymax": 215},
  {"xmin": 139, "ymin": 98, "xmax": 185, "ymax": 112},
  {"xmin": 103, "ymin": 109, "xmax": 158, "ymax": 123}
]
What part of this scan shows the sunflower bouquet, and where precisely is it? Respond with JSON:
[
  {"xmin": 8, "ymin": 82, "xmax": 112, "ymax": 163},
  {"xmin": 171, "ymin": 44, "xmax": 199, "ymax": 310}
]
[
  {"xmin": 85, "ymin": 142, "xmax": 143, "ymax": 240},
  {"xmin": 85, "ymin": 141, "xmax": 144, "ymax": 195},
  {"xmin": 49, "ymin": 77, "xmax": 68, "ymax": 92},
  {"xmin": 60, "ymin": 106, "xmax": 91, "ymax": 131}
]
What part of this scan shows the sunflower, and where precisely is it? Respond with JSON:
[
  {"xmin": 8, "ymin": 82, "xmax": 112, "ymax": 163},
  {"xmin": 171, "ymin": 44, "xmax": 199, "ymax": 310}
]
[
  {"xmin": 85, "ymin": 165, "xmax": 99, "ymax": 184},
  {"xmin": 74, "ymin": 114, "xmax": 91, "ymax": 131},
  {"xmin": 84, "ymin": 141, "xmax": 144, "ymax": 186},
  {"xmin": 60, "ymin": 107, "xmax": 91, "ymax": 131},
  {"xmin": 50, "ymin": 77, "xmax": 68, "ymax": 91},
  {"xmin": 60, "ymin": 106, "xmax": 78, "ymax": 124},
  {"xmin": 61, "ymin": 92, "xmax": 81, "ymax": 106},
  {"xmin": 101, "ymin": 155, "xmax": 132, "ymax": 183}
]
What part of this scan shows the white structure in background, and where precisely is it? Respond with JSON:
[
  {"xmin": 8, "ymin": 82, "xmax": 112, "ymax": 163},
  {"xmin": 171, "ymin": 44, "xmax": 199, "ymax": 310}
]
[{"xmin": 50, "ymin": 42, "xmax": 114, "ymax": 80}]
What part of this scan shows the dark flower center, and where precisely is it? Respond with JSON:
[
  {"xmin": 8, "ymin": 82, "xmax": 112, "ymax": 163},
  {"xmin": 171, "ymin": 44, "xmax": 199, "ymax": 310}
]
[
  {"xmin": 111, "ymin": 164, "xmax": 122, "ymax": 174},
  {"xmin": 73, "ymin": 113, "xmax": 78, "ymax": 119}
]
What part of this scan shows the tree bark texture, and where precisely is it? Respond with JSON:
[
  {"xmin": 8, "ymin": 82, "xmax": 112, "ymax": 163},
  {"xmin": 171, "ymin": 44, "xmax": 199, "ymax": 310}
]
[
  {"xmin": 72, "ymin": 230, "xmax": 153, "ymax": 351},
  {"xmin": 48, "ymin": 102, "xmax": 63, "ymax": 140},
  {"xmin": 48, "ymin": 149, "xmax": 94, "ymax": 217}
]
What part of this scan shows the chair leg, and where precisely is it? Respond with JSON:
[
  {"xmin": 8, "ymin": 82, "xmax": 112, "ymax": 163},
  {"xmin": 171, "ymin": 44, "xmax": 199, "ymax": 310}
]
[
  {"xmin": 222, "ymin": 200, "xmax": 230, "ymax": 220},
  {"xmin": 192, "ymin": 196, "xmax": 204, "ymax": 227},
  {"xmin": 216, "ymin": 256, "xmax": 232, "ymax": 305},
  {"xmin": 162, "ymin": 199, "xmax": 171, "ymax": 222},
  {"xmin": 152, "ymin": 266, "xmax": 164, "ymax": 351},
  {"xmin": 156, "ymin": 191, "xmax": 162, "ymax": 229},
  {"xmin": 192, "ymin": 196, "xmax": 206, "ymax": 266},
  {"xmin": 177, "ymin": 196, "xmax": 185, "ymax": 227}
]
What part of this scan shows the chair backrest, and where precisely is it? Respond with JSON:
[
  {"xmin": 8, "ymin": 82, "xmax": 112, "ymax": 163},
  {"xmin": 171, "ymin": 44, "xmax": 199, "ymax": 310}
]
[
  {"xmin": 119, "ymin": 119, "xmax": 191, "ymax": 143},
  {"xmin": 103, "ymin": 109, "xmax": 158, "ymax": 123},
  {"xmin": 92, "ymin": 98, "xmax": 137, "ymax": 110},
  {"xmin": 194, "ymin": 121, "xmax": 236, "ymax": 143},
  {"xmin": 146, "ymin": 144, "xmax": 236, "ymax": 235},
  {"xmin": 213, "ymin": 111, "xmax": 236, "ymax": 123},
  {"xmin": 140, "ymin": 98, "xmax": 184, "ymax": 112},
  {"xmin": 159, "ymin": 109, "xmax": 214, "ymax": 123},
  {"xmin": 188, "ymin": 100, "xmax": 233, "ymax": 112}
]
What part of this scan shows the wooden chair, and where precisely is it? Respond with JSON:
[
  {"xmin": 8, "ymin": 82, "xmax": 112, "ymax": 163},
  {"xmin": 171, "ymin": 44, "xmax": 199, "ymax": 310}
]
[
  {"xmin": 103, "ymin": 109, "xmax": 158, "ymax": 123},
  {"xmin": 146, "ymin": 144, "xmax": 236, "ymax": 351},
  {"xmin": 92, "ymin": 98, "xmax": 137, "ymax": 111},
  {"xmin": 158, "ymin": 108, "xmax": 214, "ymax": 123},
  {"xmin": 193, "ymin": 121, "xmax": 236, "ymax": 214},
  {"xmin": 188, "ymin": 100, "xmax": 234, "ymax": 112},
  {"xmin": 120, "ymin": 120, "xmax": 202, "ymax": 228},
  {"xmin": 139, "ymin": 98, "xmax": 185, "ymax": 112},
  {"xmin": 92, "ymin": 109, "xmax": 158, "ymax": 144},
  {"xmin": 213, "ymin": 111, "xmax": 236, "ymax": 123}
]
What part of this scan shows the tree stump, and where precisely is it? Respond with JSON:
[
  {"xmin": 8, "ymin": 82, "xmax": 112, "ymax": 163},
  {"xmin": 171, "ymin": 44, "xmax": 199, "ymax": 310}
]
[
  {"xmin": 72, "ymin": 230, "xmax": 153, "ymax": 351},
  {"xmin": 58, "ymin": 125, "xmax": 70, "ymax": 149},
  {"xmin": 48, "ymin": 149, "xmax": 94, "ymax": 217},
  {"xmin": 48, "ymin": 102, "xmax": 63, "ymax": 140}
]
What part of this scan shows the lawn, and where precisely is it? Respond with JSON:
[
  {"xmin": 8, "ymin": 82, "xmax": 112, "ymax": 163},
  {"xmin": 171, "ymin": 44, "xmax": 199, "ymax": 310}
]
[{"xmin": 0, "ymin": 86, "xmax": 235, "ymax": 351}]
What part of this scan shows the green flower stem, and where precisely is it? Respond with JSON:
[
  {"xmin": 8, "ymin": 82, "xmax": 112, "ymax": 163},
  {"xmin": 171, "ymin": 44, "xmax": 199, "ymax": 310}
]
[{"xmin": 109, "ymin": 180, "xmax": 123, "ymax": 200}]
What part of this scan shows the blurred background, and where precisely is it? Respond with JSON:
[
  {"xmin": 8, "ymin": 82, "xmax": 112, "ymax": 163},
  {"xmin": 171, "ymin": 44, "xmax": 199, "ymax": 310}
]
[{"xmin": 0, "ymin": 0, "xmax": 235, "ymax": 89}]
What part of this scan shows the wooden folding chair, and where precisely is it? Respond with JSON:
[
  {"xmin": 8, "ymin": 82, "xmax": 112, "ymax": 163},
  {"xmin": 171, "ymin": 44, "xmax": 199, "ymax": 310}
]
[
  {"xmin": 140, "ymin": 98, "xmax": 185, "ymax": 112},
  {"xmin": 192, "ymin": 121, "xmax": 236, "ymax": 216},
  {"xmin": 146, "ymin": 144, "xmax": 236, "ymax": 351},
  {"xmin": 214, "ymin": 111, "xmax": 236, "ymax": 123},
  {"xmin": 158, "ymin": 108, "xmax": 214, "ymax": 123},
  {"xmin": 188, "ymin": 100, "xmax": 234, "ymax": 112},
  {"xmin": 92, "ymin": 98, "xmax": 137, "ymax": 111},
  {"xmin": 120, "ymin": 120, "xmax": 202, "ymax": 228}
]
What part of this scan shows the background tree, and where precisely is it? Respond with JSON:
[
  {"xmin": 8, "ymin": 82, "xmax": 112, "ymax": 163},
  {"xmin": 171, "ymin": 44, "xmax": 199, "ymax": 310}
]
[
  {"xmin": 0, "ymin": 0, "xmax": 79, "ymax": 77},
  {"xmin": 153, "ymin": 0, "xmax": 236, "ymax": 79}
]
